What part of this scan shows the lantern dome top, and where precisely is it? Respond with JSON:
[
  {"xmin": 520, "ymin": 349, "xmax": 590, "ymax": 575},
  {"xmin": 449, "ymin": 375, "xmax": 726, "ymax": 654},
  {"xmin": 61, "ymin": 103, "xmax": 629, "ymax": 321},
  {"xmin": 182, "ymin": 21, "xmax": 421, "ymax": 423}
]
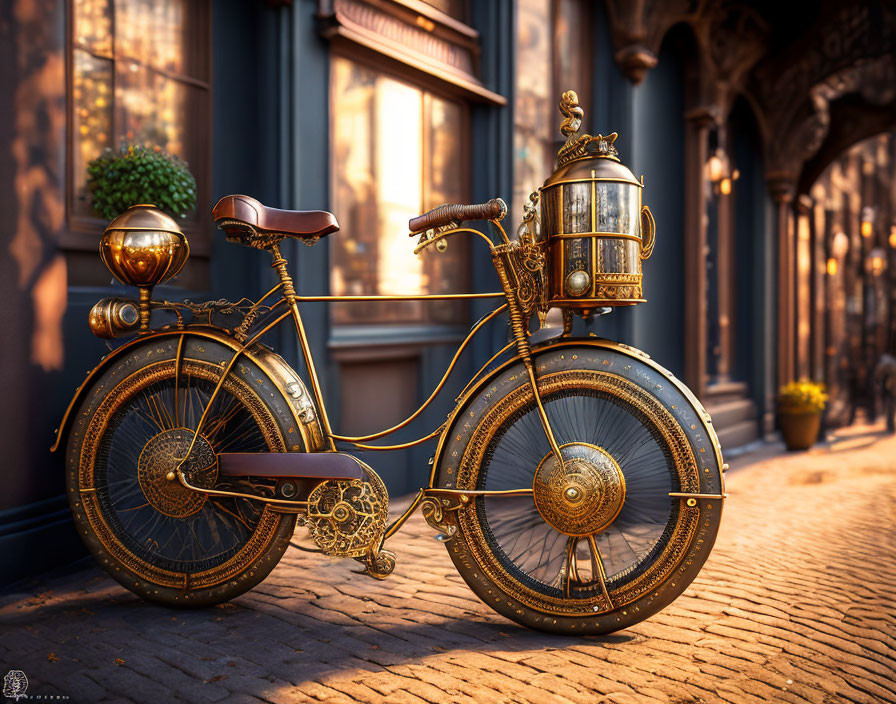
[
  {"xmin": 543, "ymin": 90, "xmax": 642, "ymax": 189},
  {"xmin": 543, "ymin": 154, "xmax": 642, "ymax": 189}
]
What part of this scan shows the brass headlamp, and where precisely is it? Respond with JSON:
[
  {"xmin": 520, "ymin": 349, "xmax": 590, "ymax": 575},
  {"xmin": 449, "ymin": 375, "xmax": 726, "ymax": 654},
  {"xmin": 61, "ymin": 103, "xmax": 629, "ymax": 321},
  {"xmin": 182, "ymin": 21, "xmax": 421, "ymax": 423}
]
[{"xmin": 539, "ymin": 91, "xmax": 655, "ymax": 314}]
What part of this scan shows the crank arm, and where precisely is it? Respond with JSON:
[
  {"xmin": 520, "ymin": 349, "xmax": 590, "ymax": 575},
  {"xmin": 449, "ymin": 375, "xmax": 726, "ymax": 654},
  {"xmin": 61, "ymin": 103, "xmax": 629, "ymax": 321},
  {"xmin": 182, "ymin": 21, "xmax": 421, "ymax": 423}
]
[
  {"xmin": 424, "ymin": 487, "xmax": 533, "ymax": 507},
  {"xmin": 175, "ymin": 468, "xmax": 311, "ymax": 513}
]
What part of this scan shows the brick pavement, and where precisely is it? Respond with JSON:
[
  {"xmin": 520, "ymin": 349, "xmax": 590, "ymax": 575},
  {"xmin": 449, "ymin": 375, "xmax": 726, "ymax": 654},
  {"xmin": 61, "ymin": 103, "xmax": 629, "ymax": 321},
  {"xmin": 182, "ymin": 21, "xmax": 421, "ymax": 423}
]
[{"xmin": 2, "ymin": 424, "xmax": 895, "ymax": 704}]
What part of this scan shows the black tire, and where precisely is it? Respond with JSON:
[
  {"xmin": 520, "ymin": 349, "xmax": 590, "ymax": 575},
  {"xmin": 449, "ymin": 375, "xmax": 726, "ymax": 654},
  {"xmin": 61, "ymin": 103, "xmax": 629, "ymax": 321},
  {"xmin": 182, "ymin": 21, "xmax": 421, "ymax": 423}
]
[
  {"xmin": 435, "ymin": 342, "xmax": 724, "ymax": 634},
  {"xmin": 66, "ymin": 335, "xmax": 304, "ymax": 607}
]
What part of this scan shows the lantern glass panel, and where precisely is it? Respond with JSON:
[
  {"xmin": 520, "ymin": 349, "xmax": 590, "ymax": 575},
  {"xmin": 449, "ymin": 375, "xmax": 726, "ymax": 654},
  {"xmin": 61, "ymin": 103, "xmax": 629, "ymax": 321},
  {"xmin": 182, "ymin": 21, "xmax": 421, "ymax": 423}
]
[
  {"xmin": 596, "ymin": 239, "xmax": 639, "ymax": 272},
  {"xmin": 564, "ymin": 237, "xmax": 591, "ymax": 282},
  {"xmin": 561, "ymin": 182, "xmax": 592, "ymax": 233},
  {"xmin": 595, "ymin": 182, "xmax": 640, "ymax": 236}
]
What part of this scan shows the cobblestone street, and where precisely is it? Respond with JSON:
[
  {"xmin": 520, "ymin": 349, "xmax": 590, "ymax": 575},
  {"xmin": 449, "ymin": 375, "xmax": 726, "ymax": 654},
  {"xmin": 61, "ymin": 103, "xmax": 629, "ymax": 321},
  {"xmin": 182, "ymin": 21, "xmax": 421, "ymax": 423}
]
[{"xmin": 2, "ymin": 424, "xmax": 895, "ymax": 704}]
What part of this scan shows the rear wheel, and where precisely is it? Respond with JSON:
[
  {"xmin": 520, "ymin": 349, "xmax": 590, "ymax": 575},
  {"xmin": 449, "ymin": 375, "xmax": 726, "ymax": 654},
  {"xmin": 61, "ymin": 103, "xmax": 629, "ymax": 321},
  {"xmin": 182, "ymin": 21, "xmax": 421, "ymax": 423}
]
[
  {"xmin": 439, "ymin": 344, "xmax": 724, "ymax": 634},
  {"xmin": 66, "ymin": 337, "xmax": 302, "ymax": 606}
]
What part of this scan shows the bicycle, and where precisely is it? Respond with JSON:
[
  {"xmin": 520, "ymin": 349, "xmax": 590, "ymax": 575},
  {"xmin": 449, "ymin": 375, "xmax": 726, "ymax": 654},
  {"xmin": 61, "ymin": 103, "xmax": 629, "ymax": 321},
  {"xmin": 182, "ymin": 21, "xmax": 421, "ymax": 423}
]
[{"xmin": 53, "ymin": 91, "xmax": 724, "ymax": 634}]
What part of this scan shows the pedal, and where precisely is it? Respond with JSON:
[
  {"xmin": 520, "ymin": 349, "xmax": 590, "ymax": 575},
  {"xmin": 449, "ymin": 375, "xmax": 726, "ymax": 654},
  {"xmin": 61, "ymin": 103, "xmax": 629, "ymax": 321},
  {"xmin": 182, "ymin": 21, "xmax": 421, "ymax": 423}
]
[{"xmin": 354, "ymin": 549, "xmax": 396, "ymax": 580}]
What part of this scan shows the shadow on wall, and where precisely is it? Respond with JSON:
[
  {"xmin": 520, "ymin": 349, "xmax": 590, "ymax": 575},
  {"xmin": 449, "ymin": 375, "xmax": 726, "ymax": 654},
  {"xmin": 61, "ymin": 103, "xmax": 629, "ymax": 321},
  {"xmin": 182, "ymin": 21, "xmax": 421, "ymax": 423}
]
[{"xmin": 0, "ymin": 0, "xmax": 83, "ymax": 585}]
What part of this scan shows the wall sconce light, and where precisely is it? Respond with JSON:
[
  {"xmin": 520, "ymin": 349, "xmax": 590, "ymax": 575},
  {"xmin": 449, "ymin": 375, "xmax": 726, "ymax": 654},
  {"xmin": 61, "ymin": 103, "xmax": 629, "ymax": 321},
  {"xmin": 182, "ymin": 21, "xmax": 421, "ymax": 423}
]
[
  {"xmin": 826, "ymin": 257, "xmax": 838, "ymax": 276},
  {"xmin": 705, "ymin": 149, "xmax": 738, "ymax": 196},
  {"xmin": 832, "ymin": 231, "xmax": 849, "ymax": 258},
  {"xmin": 861, "ymin": 206, "xmax": 875, "ymax": 237},
  {"xmin": 869, "ymin": 248, "xmax": 886, "ymax": 276}
]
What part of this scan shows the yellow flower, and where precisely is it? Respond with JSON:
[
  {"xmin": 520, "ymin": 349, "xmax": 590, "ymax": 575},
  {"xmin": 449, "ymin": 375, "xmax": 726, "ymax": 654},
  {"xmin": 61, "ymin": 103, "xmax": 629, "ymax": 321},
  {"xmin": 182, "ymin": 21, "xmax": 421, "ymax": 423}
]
[{"xmin": 778, "ymin": 379, "xmax": 828, "ymax": 413}]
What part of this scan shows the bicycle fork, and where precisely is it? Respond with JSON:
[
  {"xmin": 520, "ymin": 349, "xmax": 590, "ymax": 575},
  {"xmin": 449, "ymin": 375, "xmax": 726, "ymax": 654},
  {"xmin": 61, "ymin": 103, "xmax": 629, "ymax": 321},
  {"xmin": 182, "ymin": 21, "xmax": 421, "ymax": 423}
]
[{"xmin": 490, "ymin": 246, "xmax": 565, "ymax": 468}]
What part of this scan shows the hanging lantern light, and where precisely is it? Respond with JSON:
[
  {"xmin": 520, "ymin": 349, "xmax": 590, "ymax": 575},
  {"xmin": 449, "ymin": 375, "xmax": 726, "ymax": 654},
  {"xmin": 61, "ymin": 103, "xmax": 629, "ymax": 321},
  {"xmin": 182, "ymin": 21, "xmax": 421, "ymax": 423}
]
[{"xmin": 538, "ymin": 91, "xmax": 655, "ymax": 315}]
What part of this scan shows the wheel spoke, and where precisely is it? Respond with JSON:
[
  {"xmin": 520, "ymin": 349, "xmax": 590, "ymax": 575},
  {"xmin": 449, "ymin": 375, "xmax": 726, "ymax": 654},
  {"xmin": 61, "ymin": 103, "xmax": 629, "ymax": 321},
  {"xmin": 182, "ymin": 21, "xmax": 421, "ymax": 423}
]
[
  {"xmin": 562, "ymin": 536, "xmax": 581, "ymax": 597},
  {"xmin": 586, "ymin": 534, "xmax": 614, "ymax": 608},
  {"xmin": 93, "ymin": 360, "xmax": 279, "ymax": 574},
  {"xmin": 174, "ymin": 335, "xmax": 185, "ymax": 427}
]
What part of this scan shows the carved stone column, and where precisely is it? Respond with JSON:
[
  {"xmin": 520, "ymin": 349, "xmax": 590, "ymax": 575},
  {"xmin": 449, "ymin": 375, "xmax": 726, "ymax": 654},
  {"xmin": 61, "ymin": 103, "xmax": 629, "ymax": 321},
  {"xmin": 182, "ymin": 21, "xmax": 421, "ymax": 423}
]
[
  {"xmin": 768, "ymin": 174, "xmax": 796, "ymax": 391},
  {"xmin": 683, "ymin": 106, "xmax": 715, "ymax": 398}
]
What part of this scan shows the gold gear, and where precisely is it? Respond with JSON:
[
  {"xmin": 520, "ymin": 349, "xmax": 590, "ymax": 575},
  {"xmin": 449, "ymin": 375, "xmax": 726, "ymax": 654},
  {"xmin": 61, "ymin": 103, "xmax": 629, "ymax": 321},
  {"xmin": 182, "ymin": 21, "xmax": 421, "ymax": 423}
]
[{"xmin": 305, "ymin": 465, "xmax": 388, "ymax": 558}]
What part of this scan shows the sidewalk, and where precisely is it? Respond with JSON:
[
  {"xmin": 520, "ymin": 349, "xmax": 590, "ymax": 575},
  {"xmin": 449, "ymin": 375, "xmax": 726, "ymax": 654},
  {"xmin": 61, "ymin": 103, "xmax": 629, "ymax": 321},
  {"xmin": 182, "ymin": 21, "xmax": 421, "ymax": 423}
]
[{"xmin": 2, "ymin": 424, "xmax": 895, "ymax": 704}]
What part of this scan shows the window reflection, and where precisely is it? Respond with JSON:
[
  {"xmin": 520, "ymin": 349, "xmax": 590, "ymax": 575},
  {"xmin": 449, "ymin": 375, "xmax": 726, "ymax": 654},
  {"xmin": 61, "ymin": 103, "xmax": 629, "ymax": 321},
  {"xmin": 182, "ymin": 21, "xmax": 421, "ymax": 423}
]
[
  {"xmin": 513, "ymin": 0, "xmax": 553, "ymax": 216},
  {"xmin": 513, "ymin": 0, "xmax": 591, "ymax": 226},
  {"xmin": 72, "ymin": 50, "xmax": 113, "ymax": 210},
  {"xmin": 70, "ymin": 0, "xmax": 208, "ymax": 221},
  {"xmin": 330, "ymin": 56, "xmax": 467, "ymax": 325}
]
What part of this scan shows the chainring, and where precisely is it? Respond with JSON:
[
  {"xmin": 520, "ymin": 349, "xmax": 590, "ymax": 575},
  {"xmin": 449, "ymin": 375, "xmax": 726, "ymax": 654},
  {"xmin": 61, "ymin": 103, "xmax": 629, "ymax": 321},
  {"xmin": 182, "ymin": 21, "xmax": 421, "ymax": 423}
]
[{"xmin": 305, "ymin": 465, "xmax": 388, "ymax": 558}]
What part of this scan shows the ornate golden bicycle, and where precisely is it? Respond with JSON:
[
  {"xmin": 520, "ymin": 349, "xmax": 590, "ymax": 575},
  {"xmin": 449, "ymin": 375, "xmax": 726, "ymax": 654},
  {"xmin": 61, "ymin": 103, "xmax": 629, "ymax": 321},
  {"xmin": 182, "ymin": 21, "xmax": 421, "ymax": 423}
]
[{"xmin": 53, "ymin": 92, "xmax": 724, "ymax": 634}]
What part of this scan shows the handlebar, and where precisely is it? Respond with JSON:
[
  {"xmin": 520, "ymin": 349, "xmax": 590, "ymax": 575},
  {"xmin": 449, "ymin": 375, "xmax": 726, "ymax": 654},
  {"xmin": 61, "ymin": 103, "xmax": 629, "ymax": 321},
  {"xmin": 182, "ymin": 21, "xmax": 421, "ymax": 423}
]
[{"xmin": 408, "ymin": 198, "xmax": 506, "ymax": 234}]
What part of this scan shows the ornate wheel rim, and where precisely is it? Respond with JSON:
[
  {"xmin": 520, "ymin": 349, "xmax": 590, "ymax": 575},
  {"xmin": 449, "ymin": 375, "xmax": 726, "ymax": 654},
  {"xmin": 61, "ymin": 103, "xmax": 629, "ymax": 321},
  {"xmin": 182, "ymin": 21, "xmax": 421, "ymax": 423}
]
[{"xmin": 454, "ymin": 369, "xmax": 704, "ymax": 616}]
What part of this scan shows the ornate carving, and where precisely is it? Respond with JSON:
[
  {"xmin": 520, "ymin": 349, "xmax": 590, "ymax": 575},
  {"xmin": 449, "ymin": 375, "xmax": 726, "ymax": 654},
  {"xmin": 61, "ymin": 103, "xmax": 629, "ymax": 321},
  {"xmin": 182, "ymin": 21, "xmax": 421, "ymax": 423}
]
[
  {"xmin": 137, "ymin": 429, "xmax": 217, "ymax": 518},
  {"xmin": 532, "ymin": 443, "xmax": 626, "ymax": 537},
  {"xmin": 318, "ymin": 0, "xmax": 505, "ymax": 105},
  {"xmin": 557, "ymin": 91, "xmax": 619, "ymax": 166}
]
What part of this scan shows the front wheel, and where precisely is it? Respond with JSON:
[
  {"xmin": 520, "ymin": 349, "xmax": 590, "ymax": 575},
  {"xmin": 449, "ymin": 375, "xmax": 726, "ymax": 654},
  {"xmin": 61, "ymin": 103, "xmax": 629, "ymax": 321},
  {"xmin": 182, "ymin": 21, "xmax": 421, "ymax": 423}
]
[{"xmin": 437, "ymin": 343, "xmax": 724, "ymax": 634}]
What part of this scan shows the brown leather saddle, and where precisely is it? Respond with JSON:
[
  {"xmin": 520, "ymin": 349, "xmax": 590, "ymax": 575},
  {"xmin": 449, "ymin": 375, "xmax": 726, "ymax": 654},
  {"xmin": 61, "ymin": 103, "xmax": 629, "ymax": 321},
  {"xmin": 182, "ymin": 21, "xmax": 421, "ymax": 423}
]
[{"xmin": 212, "ymin": 194, "xmax": 339, "ymax": 249}]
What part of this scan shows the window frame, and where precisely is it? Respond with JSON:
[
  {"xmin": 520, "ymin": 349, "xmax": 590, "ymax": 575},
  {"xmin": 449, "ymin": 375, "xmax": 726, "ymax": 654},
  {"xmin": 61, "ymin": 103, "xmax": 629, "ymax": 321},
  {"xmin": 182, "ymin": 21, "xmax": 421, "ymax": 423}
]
[
  {"xmin": 327, "ymin": 45, "xmax": 473, "ymax": 331},
  {"xmin": 62, "ymin": 0, "xmax": 213, "ymax": 258}
]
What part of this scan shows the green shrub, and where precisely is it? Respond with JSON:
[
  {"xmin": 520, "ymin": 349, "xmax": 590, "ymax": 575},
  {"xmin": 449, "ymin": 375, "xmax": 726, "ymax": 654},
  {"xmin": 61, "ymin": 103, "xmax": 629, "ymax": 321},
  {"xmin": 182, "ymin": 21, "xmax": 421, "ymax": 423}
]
[{"xmin": 87, "ymin": 144, "xmax": 197, "ymax": 221}]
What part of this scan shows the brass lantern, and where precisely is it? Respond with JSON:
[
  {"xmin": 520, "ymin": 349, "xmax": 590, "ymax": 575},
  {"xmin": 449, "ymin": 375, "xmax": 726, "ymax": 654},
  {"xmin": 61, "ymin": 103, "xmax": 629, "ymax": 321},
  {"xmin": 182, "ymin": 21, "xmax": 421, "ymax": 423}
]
[
  {"xmin": 541, "ymin": 91, "xmax": 655, "ymax": 313},
  {"xmin": 100, "ymin": 204, "xmax": 190, "ymax": 331}
]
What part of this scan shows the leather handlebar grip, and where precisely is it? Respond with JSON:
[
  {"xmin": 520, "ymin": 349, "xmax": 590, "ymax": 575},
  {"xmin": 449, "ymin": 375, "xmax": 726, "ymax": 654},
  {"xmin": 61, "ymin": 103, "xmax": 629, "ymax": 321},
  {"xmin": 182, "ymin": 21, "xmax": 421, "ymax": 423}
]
[{"xmin": 409, "ymin": 198, "xmax": 506, "ymax": 233}]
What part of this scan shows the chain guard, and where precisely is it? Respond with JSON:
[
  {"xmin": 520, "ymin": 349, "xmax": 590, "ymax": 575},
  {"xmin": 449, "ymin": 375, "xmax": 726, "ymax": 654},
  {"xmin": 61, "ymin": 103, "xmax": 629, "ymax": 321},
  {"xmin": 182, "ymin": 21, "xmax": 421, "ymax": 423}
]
[{"xmin": 305, "ymin": 464, "xmax": 388, "ymax": 558}]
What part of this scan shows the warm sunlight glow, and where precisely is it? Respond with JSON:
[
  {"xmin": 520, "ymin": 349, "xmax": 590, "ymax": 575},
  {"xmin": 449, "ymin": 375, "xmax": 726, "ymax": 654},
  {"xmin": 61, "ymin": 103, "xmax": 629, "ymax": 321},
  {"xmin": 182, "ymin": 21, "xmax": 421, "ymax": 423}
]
[{"xmin": 376, "ymin": 78, "xmax": 425, "ymax": 295}]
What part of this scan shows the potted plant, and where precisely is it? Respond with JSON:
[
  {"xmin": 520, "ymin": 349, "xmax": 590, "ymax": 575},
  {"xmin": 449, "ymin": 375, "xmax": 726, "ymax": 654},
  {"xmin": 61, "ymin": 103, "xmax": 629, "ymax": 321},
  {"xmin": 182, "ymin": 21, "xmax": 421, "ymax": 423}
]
[
  {"xmin": 87, "ymin": 144, "xmax": 197, "ymax": 221},
  {"xmin": 777, "ymin": 379, "xmax": 828, "ymax": 450}
]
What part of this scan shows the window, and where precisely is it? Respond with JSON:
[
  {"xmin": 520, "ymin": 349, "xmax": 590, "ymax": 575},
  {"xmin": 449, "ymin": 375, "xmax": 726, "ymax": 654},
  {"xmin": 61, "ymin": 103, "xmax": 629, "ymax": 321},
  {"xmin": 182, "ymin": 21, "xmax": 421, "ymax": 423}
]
[
  {"xmin": 329, "ymin": 55, "xmax": 469, "ymax": 326},
  {"xmin": 513, "ymin": 0, "xmax": 592, "ymax": 219},
  {"xmin": 68, "ymin": 0, "xmax": 210, "ymax": 242}
]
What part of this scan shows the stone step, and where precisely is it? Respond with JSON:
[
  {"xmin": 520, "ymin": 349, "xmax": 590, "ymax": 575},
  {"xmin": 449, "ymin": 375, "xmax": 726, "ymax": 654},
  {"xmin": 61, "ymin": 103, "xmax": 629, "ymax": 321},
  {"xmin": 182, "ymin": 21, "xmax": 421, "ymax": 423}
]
[
  {"xmin": 702, "ymin": 380, "xmax": 751, "ymax": 405},
  {"xmin": 704, "ymin": 397, "xmax": 757, "ymax": 429},
  {"xmin": 715, "ymin": 419, "xmax": 760, "ymax": 452}
]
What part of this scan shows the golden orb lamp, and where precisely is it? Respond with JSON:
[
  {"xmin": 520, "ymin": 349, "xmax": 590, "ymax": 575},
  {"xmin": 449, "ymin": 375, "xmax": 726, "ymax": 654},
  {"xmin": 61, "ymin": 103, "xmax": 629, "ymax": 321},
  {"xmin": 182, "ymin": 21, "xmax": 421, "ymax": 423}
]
[
  {"xmin": 100, "ymin": 205, "xmax": 190, "ymax": 331},
  {"xmin": 540, "ymin": 90, "xmax": 655, "ymax": 315}
]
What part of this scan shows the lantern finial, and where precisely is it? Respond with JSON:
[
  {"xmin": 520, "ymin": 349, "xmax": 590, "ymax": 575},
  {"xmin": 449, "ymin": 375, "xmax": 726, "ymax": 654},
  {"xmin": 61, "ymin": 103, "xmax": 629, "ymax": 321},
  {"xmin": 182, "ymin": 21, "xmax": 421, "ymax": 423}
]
[{"xmin": 557, "ymin": 89, "xmax": 619, "ymax": 166}]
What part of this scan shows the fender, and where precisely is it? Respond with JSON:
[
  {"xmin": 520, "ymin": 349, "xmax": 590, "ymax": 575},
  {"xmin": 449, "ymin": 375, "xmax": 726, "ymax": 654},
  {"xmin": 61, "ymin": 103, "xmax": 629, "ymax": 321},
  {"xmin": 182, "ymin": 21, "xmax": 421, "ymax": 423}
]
[
  {"xmin": 428, "ymin": 336, "xmax": 723, "ymax": 487},
  {"xmin": 51, "ymin": 326, "xmax": 325, "ymax": 453}
]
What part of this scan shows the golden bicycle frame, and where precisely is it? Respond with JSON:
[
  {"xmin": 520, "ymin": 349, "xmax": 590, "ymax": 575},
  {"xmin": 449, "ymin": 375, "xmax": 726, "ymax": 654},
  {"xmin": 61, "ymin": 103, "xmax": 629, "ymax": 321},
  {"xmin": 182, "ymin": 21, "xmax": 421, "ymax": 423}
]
[{"xmin": 55, "ymin": 208, "xmax": 721, "ymax": 589}]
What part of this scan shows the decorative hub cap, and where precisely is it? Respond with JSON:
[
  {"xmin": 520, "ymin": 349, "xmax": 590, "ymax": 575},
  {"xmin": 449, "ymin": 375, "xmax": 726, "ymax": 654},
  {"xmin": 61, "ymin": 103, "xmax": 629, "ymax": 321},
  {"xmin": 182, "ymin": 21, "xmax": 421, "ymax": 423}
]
[
  {"xmin": 138, "ymin": 428, "xmax": 217, "ymax": 518},
  {"xmin": 532, "ymin": 443, "xmax": 626, "ymax": 536}
]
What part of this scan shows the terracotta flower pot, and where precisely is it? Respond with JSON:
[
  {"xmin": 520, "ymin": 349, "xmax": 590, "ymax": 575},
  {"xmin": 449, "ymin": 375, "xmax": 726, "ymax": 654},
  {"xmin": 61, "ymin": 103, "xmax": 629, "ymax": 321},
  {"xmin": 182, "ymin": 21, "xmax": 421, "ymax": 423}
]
[{"xmin": 778, "ymin": 409, "xmax": 822, "ymax": 451}]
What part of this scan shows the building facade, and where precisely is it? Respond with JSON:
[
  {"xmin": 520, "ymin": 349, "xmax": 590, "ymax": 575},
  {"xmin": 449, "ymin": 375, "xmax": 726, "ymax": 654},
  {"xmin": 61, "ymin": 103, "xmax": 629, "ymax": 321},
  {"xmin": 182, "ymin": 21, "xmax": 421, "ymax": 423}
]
[{"xmin": 2, "ymin": 0, "xmax": 895, "ymax": 583}]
